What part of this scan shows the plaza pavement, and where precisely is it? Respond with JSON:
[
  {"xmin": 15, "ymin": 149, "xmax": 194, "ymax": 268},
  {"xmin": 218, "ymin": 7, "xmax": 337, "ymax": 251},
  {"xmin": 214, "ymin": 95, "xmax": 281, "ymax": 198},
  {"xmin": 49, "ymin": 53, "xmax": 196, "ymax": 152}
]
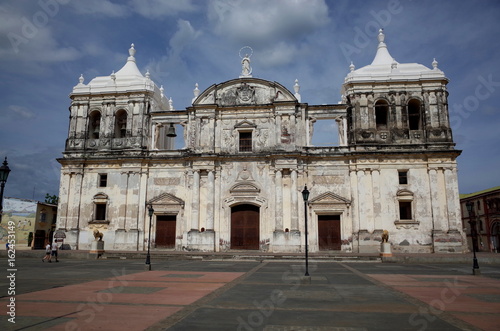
[{"xmin": 1, "ymin": 253, "xmax": 500, "ymax": 331}]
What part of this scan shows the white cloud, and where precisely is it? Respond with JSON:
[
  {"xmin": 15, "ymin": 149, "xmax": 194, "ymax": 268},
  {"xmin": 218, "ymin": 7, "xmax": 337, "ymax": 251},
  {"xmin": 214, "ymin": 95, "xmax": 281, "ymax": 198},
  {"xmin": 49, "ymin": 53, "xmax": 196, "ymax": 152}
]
[
  {"xmin": 129, "ymin": 0, "xmax": 197, "ymax": 19},
  {"xmin": 169, "ymin": 19, "xmax": 202, "ymax": 56},
  {"xmin": 8, "ymin": 105, "xmax": 37, "ymax": 119},
  {"xmin": 207, "ymin": 0, "xmax": 330, "ymax": 46},
  {"xmin": 70, "ymin": 0, "xmax": 129, "ymax": 17}
]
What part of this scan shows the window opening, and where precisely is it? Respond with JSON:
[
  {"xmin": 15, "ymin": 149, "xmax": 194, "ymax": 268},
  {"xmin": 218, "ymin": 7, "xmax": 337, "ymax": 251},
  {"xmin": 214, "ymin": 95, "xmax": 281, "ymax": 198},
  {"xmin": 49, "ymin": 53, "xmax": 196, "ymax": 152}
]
[
  {"xmin": 398, "ymin": 171, "xmax": 408, "ymax": 185},
  {"xmin": 239, "ymin": 131, "xmax": 252, "ymax": 152},
  {"xmin": 375, "ymin": 101, "xmax": 389, "ymax": 129},
  {"xmin": 399, "ymin": 201, "xmax": 412, "ymax": 220},
  {"xmin": 99, "ymin": 174, "xmax": 107, "ymax": 187},
  {"xmin": 408, "ymin": 99, "xmax": 421, "ymax": 130},
  {"xmin": 95, "ymin": 204, "xmax": 106, "ymax": 221}
]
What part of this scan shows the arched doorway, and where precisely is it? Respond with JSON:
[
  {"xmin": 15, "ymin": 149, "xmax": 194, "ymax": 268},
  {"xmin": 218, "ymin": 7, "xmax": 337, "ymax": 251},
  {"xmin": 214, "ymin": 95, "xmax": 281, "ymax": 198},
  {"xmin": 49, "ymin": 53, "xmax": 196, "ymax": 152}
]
[
  {"xmin": 491, "ymin": 221, "xmax": 500, "ymax": 253},
  {"xmin": 231, "ymin": 204, "xmax": 259, "ymax": 250}
]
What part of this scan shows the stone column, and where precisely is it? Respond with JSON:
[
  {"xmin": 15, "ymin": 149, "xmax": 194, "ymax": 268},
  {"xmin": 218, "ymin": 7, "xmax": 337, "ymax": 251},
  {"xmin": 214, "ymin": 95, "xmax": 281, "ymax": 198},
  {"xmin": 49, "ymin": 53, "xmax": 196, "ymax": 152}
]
[
  {"xmin": 206, "ymin": 170, "xmax": 215, "ymax": 230},
  {"xmin": 276, "ymin": 115, "xmax": 282, "ymax": 147},
  {"xmin": 428, "ymin": 168, "xmax": 441, "ymax": 231},
  {"xmin": 275, "ymin": 169, "xmax": 283, "ymax": 231},
  {"xmin": 57, "ymin": 171, "xmax": 70, "ymax": 230},
  {"xmin": 68, "ymin": 172, "xmax": 83, "ymax": 230},
  {"xmin": 359, "ymin": 169, "xmax": 374, "ymax": 232},
  {"xmin": 291, "ymin": 169, "xmax": 299, "ymax": 231},
  {"xmin": 191, "ymin": 170, "xmax": 200, "ymax": 231},
  {"xmin": 444, "ymin": 167, "xmax": 460, "ymax": 231},
  {"xmin": 371, "ymin": 169, "xmax": 381, "ymax": 228},
  {"xmin": 119, "ymin": 172, "xmax": 130, "ymax": 229},
  {"xmin": 350, "ymin": 169, "xmax": 359, "ymax": 234}
]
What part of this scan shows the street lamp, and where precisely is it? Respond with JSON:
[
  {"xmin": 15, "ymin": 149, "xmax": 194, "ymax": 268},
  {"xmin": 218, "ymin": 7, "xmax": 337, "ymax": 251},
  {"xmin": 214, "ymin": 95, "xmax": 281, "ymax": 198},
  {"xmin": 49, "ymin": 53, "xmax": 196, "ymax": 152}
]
[
  {"xmin": 0, "ymin": 157, "xmax": 11, "ymax": 223},
  {"xmin": 466, "ymin": 201, "xmax": 480, "ymax": 275},
  {"xmin": 302, "ymin": 185, "xmax": 310, "ymax": 276},
  {"xmin": 145, "ymin": 204, "xmax": 154, "ymax": 270}
]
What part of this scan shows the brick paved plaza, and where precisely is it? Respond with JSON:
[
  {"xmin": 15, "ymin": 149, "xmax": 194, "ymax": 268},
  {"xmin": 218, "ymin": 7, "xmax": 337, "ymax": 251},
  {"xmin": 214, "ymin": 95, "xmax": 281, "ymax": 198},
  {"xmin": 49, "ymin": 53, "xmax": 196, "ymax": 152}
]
[{"xmin": 1, "ymin": 254, "xmax": 500, "ymax": 330}]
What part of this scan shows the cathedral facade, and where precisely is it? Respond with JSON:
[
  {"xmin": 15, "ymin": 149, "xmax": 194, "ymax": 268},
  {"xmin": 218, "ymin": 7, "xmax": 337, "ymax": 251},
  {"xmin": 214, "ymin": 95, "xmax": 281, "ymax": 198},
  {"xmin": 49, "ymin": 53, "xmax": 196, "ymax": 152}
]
[{"xmin": 56, "ymin": 31, "xmax": 466, "ymax": 254}]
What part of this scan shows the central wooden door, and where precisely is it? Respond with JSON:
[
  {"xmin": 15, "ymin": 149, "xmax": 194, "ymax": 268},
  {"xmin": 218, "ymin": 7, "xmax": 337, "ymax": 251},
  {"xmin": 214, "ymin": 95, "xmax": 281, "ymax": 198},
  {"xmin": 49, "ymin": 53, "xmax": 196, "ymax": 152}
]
[
  {"xmin": 155, "ymin": 215, "xmax": 176, "ymax": 248},
  {"xmin": 231, "ymin": 204, "xmax": 259, "ymax": 250},
  {"xmin": 318, "ymin": 215, "xmax": 341, "ymax": 250}
]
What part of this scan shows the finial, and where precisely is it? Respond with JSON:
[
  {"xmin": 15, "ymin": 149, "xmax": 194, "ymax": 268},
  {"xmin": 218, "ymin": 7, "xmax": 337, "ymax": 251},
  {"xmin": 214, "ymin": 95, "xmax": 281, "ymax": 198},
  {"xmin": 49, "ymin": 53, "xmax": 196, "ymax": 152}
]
[
  {"xmin": 169, "ymin": 97, "xmax": 173, "ymax": 110},
  {"xmin": 294, "ymin": 79, "xmax": 301, "ymax": 102},
  {"xmin": 111, "ymin": 70, "xmax": 116, "ymax": 81},
  {"xmin": 377, "ymin": 29, "xmax": 385, "ymax": 44},
  {"xmin": 160, "ymin": 85, "xmax": 164, "ymax": 98},
  {"xmin": 391, "ymin": 58, "xmax": 398, "ymax": 69},
  {"xmin": 193, "ymin": 83, "xmax": 200, "ymax": 98},
  {"xmin": 349, "ymin": 62, "xmax": 355, "ymax": 72},
  {"xmin": 145, "ymin": 70, "xmax": 150, "ymax": 79},
  {"xmin": 79, "ymin": 74, "xmax": 84, "ymax": 84},
  {"xmin": 432, "ymin": 58, "xmax": 438, "ymax": 69},
  {"xmin": 129, "ymin": 43, "xmax": 136, "ymax": 57}
]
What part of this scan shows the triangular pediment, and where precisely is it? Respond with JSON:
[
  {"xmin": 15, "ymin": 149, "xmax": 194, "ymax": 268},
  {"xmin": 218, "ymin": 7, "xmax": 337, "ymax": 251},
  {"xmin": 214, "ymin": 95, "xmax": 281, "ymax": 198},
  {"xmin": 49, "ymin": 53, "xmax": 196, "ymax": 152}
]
[
  {"xmin": 234, "ymin": 120, "xmax": 256, "ymax": 128},
  {"xmin": 193, "ymin": 78, "xmax": 297, "ymax": 106},
  {"xmin": 309, "ymin": 192, "xmax": 351, "ymax": 205},
  {"xmin": 230, "ymin": 182, "xmax": 260, "ymax": 195},
  {"xmin": 147, "ymin": 193, "xmax": 184, "ymax": 206}
]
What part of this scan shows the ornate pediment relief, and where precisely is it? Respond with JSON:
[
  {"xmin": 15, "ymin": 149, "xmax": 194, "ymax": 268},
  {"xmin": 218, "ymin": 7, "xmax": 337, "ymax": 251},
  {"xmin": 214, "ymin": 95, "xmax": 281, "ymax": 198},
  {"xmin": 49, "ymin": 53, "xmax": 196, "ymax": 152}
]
[
  {"xmin": 193, "ymin": 78, "xmax": 297, "ymax": 107},
  {"xmin": 309, "ymin": 192, "xmax": 351, "ymax": 205},
  {"xmin": 230, "ymin": 182, "xmax": 260, "ymax": 195},
  {"xmin": 147, "ymin": 192, "xmax": 184, "ymax": 206}
]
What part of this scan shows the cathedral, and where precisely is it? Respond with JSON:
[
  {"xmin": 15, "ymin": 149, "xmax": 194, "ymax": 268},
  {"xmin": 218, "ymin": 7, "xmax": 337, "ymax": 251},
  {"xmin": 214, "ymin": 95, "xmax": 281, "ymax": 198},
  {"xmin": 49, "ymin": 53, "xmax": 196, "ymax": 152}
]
[{"xmin": 56, "ymin": 30, "xmax": 466, "ymax": 254}]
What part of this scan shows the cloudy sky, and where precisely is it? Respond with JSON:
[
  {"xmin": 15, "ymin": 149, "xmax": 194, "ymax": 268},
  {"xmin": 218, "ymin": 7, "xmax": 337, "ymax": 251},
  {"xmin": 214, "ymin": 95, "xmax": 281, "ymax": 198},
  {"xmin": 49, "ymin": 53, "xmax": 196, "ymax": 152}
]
[{"xmin": 0, "ymin": 0, "xmax": 499, "ymax": 202}]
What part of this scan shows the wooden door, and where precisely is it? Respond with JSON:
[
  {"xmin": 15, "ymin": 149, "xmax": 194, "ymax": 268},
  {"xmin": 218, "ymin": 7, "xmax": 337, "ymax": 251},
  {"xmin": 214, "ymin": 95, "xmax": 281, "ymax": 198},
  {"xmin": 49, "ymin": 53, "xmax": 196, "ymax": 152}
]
[
  {"xmin": 231, "ymin": 204, "xmax": 259, "ymax": 250},
  {"xmin": 155, "ymin": 215, "xmax": 176, "ymax": 248},
  {"xmin": 318, "ymin": 215, "xmax": 341, "ymax": 250}
]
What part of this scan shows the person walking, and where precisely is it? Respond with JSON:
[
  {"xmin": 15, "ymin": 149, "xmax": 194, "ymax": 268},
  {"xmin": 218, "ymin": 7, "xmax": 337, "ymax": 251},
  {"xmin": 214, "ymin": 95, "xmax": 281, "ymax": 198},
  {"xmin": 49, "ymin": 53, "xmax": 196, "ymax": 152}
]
[
  {"xmin": 50, "ymin": 241, "xmax": 59, "ymax": 262},
  {"xmin": 42, "ymin": 243, "xmax": 51, "ymax": 262}
]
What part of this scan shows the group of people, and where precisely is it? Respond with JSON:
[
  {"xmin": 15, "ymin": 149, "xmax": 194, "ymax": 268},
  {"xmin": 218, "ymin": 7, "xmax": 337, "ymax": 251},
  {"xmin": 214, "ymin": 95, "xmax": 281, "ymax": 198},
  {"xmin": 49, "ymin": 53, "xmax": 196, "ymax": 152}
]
[{"xmin": 42, "ymin": 241, "xmax": 59, "ymax": 263}]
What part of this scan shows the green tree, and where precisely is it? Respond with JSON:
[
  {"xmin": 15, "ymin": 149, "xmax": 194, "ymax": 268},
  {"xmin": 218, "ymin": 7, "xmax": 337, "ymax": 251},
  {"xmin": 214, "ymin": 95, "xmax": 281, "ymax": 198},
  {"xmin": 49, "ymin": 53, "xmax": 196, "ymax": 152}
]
[{"xmin": 45, "ymin": 194, "xmax": 59, "ymax": 205}]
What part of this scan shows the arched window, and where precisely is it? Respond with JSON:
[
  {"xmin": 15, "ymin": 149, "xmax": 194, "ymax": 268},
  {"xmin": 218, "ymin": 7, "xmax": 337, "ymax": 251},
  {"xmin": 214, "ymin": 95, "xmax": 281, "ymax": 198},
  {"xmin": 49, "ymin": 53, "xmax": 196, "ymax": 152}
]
[
  {"xmin": 408, "ymin": 99, "xmax": 421, "ymax": 130},
  {"xmin": 375, "ymin": 100, "xmax": 389, "ymax": 129},
  {"xmin": 114, "ymin": 109, "xmax": 127, "ymax": 138},
  {"xmin": 89, "ymin": 111, "xmax": 101, "ymax": 139}
]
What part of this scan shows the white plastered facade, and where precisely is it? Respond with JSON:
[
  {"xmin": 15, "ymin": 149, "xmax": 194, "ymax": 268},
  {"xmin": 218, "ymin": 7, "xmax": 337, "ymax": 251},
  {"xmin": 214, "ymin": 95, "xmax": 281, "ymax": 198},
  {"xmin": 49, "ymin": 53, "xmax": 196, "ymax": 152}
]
[{"xmin": 57, "ymin": 32, "xmax": 466, "ymax": 254}]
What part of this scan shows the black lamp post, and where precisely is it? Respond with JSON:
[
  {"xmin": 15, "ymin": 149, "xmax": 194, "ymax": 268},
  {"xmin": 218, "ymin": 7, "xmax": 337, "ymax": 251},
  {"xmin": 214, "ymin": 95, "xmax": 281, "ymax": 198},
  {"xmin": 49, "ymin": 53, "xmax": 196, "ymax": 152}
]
[
  {"xmin": 146, "ymin": 204, "xmax": 154, "ymax": 270},
  {"xmin": 302, "ymin": 185, "xmax": 310, "ymax": 276},
  {"xmin": 466, "ymin": 201, "xmax": 480, "ymax": 275},
  {"xmin": 0, "ymin": 157, "xmax": 11, "ymax": 223}
]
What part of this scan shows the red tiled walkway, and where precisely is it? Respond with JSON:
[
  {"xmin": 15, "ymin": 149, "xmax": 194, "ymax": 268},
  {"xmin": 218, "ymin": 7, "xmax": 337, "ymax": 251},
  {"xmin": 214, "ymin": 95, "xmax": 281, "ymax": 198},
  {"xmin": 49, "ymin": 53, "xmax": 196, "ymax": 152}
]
[
  {"xmin": 4, "ymin": 270, "xmax": 244, "ymax": 330},
  {"xmin": 368, "ymin": 274, "xmax": 500, "ymax": 331}
]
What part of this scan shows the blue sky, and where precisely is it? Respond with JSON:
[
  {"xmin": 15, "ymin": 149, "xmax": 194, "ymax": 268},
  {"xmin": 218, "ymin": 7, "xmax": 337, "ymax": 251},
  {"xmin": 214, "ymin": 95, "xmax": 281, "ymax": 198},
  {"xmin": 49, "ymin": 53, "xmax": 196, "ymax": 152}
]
[{"xmin": 0, "ymin": 0, "xmax": 499, "ymax": 201}]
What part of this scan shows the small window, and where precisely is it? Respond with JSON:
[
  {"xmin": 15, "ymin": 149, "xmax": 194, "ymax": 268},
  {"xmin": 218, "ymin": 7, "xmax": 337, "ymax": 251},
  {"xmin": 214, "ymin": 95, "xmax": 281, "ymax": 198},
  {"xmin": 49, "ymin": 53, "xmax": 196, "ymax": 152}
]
[
  {"xmin": 398, "ymin": 171, "xmax": 408, "ymax": 185},
  {"xmin": 399, "ymin": 201, "xmax": 412, "ymax": 220},
  {"xmin": 95, "ymin": 204, "xmax": 106, "ymax": 221},
  {"xmin": 239, "ymin": 131, "xmax": 252, "ymax": 152},
  {"xmin": 99, "ymin": 174, "xmax": 108, "ymax": 187},
  {"xmin": 477, "ymin": 201, "xmax": 481, "ymax": 211},
  {"xmin": 40, "ymin": 213, "xmax": 47, "ymax": 222}
]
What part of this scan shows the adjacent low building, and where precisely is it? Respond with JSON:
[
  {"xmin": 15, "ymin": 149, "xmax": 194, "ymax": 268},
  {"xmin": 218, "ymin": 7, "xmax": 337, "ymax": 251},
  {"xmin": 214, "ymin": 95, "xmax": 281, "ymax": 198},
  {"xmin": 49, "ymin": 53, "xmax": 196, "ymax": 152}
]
[
  {"xmin": 56, "ymin": 31, "xmax": 466, "ymax": 254},
  {"xmin": 1, "ymin": 197, "xmax": 57, "ymax": 250},
  {"xmin": 460, "ymin": 186, "xmax": 500, "ymax": 253}
]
